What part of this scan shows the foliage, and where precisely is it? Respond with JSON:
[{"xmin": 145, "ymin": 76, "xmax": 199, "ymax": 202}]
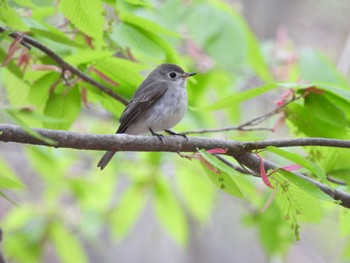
[{"xmin": 0, "ymin": 0, "xmax": 350, "ymax": 262}]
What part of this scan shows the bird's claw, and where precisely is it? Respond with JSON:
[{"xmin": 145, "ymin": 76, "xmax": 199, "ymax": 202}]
[
  {"xmin": 164, "ymin": 129, "xmax": 188, "ymax": 140},
  {"xmin": 149, "ymin": 128, "xmax": 164, "ymax": 142}
]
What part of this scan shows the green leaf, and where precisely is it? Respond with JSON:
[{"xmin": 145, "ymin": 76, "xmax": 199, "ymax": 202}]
[
  {"xmin": 274, "ymin": 172, "xmax": 322, "ymax": 223},
  {"xmin": 285, "ymin": 93, "xmax": 348, "ymax": 139},
  {"xmin": 300, "ymin": 49, "xmax": 348, "ymax": 86},
  {"xmin": 339, "ymin": 209, "xmax": 350, "ymax": 236},
  {"xmin": 109, "ymin": 185, "xmax": 147, "ymax": 239},
  {"xmin": 253, "ymin": 202, "xmax": 294, "ymax": 255},
  {"xmin": 27, "ymin": 72, "xmax": 58, "ymax": 113},
  {"xmin": 214, "ymin": 1, "xmax": 272, "ymax": 81},
  {"xmin": 44, "ymin": 87, "xmax": 81, "ymax": 130},
  {"xmin": 30, "ymin": 27, "xmax": 85, "ymax": 48},
  {"xmin": 277, "ymin": 169, "xmax": 334, "ymax": 202},
  {"xmin": 64, "ymin": 50, "xmax": 114, "ymax": 65},
  {"xmin": 94, "ymin": 57, "xmax": 146, "ymax": 98},
  {"xmin": 198, "ymin": 149, "xmax": 243, "ymax": 198},
  {"xmin": 112, "ymin": 23, "xmax": 166, "ymax": 60},
  {"xmin": 59, "ymin": 0, "xmax": 104, "ymax": 41},
  {"xmin": 193, "ymin": 83, "xmax": 278, "ymax": 111},
  {"xmin": 3, "ymin": 70, "xmax": 30, "ymax": 106},
  {"xmin": 0, "ymin": 4, "xmax": 29, "ymax": 31},
  {"xmin": 0, "ymin": 176, "xmax": 25, "ymax": 189},
  {"xmin": 153, "ymin": 179, "xmax": 187, "ymax": 245},
  {"xmin": 12, "ymin": 0, "xmax": 34, "ymax": 8},
  {"xmin": 119, "ymin": 12, "xmax": 180, "ymax": 38},
  {"xmin": 175, "ymin": 164, "xmax": 215, "ymax": 222},
  {"xmin": 266, "ymin": 146, "xmax": 327, "ymax": 183},
  {"xmin": 50, "ymin": 223, "xmax": 88, "ymax": 263}
]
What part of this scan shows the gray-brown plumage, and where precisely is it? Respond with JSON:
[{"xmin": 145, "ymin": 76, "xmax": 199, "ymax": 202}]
[{"xmin": 97, "ymin": 64, "xmax": 196, "ymax": 170}]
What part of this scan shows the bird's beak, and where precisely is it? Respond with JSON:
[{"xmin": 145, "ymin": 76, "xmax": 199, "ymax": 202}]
[{"xmin": 181, "ymin": 72, "xmax": 197, "ymax": 78}]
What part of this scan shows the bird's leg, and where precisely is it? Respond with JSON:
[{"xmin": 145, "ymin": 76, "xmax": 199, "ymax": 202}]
[
  {"xmin": 149, "ymin": 128, "xmax": 164, "ymax": 141},
  {"xmin": 164, "ymin": 129, "xmax": 188, "ymax": 139}
]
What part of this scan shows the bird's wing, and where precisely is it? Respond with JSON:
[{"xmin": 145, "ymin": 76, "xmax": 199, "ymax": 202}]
[{"xmin": 117, "ymin": 85, "xmax": 168, "ymax": 133}]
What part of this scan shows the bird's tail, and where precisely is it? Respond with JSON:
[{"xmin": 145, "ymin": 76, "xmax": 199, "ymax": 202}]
[{"xmin": 97, "ymin": 151, "xmax": 116, "ymax": 170}]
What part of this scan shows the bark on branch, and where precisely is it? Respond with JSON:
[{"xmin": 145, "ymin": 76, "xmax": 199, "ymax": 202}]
[{"xmin": 1, "ymin": 123, "xmax": 350, "ymax": 208}]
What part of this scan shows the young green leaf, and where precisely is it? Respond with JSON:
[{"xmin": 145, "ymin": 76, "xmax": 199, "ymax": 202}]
[
  {"xmin": 59, "ymin": 0, "xmax": 104, "ymax": 41},
  {"xmin": 109, "ymin": 185, "xmax": 147, "ymax": 239},
  {"xmin": 153, "ymin": 179, "xmax": 188, "ymax": 245},
  {"xmin": 175, "ymin": 164, "xmax": 216, "ymax": 222},
  {"xmin": 50, "ymin": 223, "xmax": 88, "ymax": 263},
  {"xmin": 30, "ymin": 28, "xmax": 85, "ymax": 48},
  {"xmin": 119, "ymin": 12, "xmax": 181, "ymax": 38},
  {"xmin": 44, "ymin": 87, "xmax": 81, "ymax": 130},
  {"xmin": 277, "ymin": 169, "xmax": 334, "ymax": 202},
  {"xmin": 266, "ymin": 146, "xmax": 327, "ymax": 183},
  {"xmin": 0, "ymin": 5, "xmax": 29, "ymax": 31},
  {"xmin": 197, "ymin": 149, "xmax": 243, "ymax": 198},
  {"xmin": 193, "ymin": 83, "xmax": 279, "ymax": 111}
]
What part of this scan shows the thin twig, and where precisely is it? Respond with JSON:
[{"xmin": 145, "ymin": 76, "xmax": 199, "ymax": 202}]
[
  {"xmin": 183, "ymin": 94, "xmax": 302, "ymax": 135},
  {"xmin": 0, "ymin": 26, "xmax": 128, "ymax": 105}
]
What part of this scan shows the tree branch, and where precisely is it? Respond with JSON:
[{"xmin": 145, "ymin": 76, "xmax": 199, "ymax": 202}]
[
  {"xmin": 1, "ymin": 123, "xmax": 350, "ymax": 208},
  {"xmin": 0, "ymin": 26, "xmax": 128, "ymax": 105},
  {"xmin": 1, "ymin": 124, "xmax": 350, "ymax": 152}
]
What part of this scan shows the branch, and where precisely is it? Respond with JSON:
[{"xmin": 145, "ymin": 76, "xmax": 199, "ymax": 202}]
[
  {"xmin": 1, "ymin": 124, "xmax": 350, "ymax": 152},
  {"xmin": 1, "ymin": 124, "xmax": 350, "ymax": 208},
  {"xmin": 0, "ymin": 26, "xmax": 128, "ymax": 105}
]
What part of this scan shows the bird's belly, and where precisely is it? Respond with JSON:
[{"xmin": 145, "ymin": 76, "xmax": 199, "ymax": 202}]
[{"xmin": 126, "ymin": 88, "xmax": 187, "ymax": 134}]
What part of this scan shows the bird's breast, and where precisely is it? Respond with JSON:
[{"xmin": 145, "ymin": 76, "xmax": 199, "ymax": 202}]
[{"xmin": 147, "ymin": 87, "xmax": 188, "ymax": 131}]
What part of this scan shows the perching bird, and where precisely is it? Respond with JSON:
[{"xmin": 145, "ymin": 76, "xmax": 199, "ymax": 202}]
[{"xmin": 97, "ymin": 63, "xmax": 196, "ymax": 170}]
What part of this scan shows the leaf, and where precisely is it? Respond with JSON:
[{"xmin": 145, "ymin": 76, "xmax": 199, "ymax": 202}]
[
  {"xmin": 109, "ymin": 185, "xmax": 147, "ymax": 239},
  {"xmin": 30, "ymin": 27, "xmax": 85, "ymax": 48},
  {"xmin": 266, "ymin": 146, "xmax": 327, "ymax": 183},
  {"xmin": 0, "ymin": 4, "xmax": 29, "ymax": 31},
  {"xmin": 3, "ymin": 69, "xmax": 30, "ymax": 106},
  {"xmin": 50, "ymin": 223, "xmax": 88, "ymax": 263},
  {"xmin": 198, "ymin": 149, "xmax": 243, "ymax": 198},
  {"xmin": 119, "ymin": 12, "xmax": 180, "ymax": 38},
  {"xmin": 274, "ymin": 172, "xmax": 322, "ymax": 223},
  {"xmin": 0, "ymin": 176, "xmax": 25, "ymax": 189},
  {"xmin": 153, "ymin": 179, "xmax": 188, "ymax": 245},
  {"xmin": 176, "ymin": 165, "xmax": 216, "ymax": 222},
  {"xmin": 286, "ymin": 93, "xmax": 349, "ymax": 139},
  {"xmin": 193, "ymin": 83, "xmax": 279, "ymax": 111},
  {"xmin": 112, "ymin": 23, "xmax": 166, "ymax": 60},
  {"xmin": 12, "ymin": 0, "xmax": 34, "ymax": 8},
  {"xmin": 44, "ymin": 87, "xmax": 81, "ymax": 130},
  {"xmin": 300, "ymin": 49, "xmax": 348, "ymax": 86},
  {"xmin": 94, "ymin": 57, "xmax": 146, "ymax": 98},
  {"xmin": 59, "ymin": 0, "xmax": 104, "ymax": 41},
  {"xmin": 214, "ymin": 1, "xmax": 272, "ymax": 81},
  {"xmin": 277, "ymin": 169, "xmax": 334, "ymax": 202},
  {"xmin": 64, "ymin": 50, "xmax": 114, "ymax": 65}
]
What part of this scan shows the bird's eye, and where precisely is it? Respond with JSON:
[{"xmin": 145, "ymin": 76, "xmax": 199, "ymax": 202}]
[{"xmin": 169, "ymin": 72, "xmax": 177, "ymax": 78}]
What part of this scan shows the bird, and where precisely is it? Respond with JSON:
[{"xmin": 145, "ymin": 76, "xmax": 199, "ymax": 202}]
[{"xmin": 97, "ymin": 63, "xmax": 196, "ymax": 170}]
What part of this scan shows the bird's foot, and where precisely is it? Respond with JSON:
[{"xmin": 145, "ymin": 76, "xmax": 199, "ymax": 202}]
[
  {"xmin": 149, "ymin": 128, "xmax": 164, "ymax": 142},
  {"xmin": 165, "ymin": 129, "xmax": 188, "ymax": 140}
]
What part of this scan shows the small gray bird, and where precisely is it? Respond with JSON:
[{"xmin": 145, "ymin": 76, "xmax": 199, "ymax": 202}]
[{"xmin": 97, "ymin": 63, "xmax": 196, "ymax": 170}]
